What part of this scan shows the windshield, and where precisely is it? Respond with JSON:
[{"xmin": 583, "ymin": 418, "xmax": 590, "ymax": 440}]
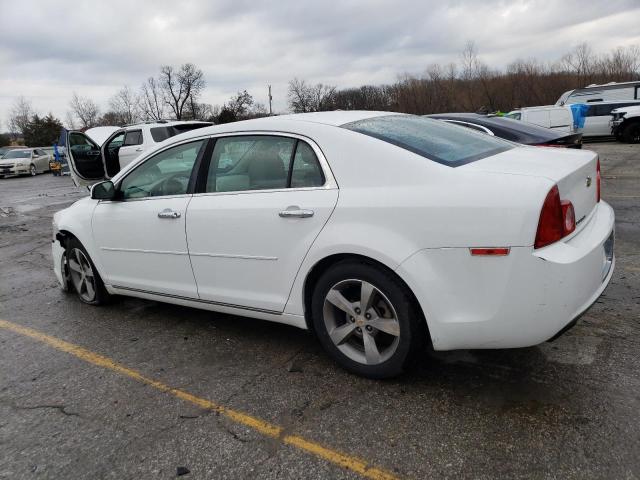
[
  {"xmin": 3, "ymin": 150, "xmax": 31, "ymax": 159},
  {"xmin": 342, "ymin": 115, "xmax": 513, "ymax": 167}
]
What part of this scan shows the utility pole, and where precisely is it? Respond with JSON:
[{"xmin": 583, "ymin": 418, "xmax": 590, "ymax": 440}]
[{"xmin": 268, "ymin": 85, "xmax": 273, "ymax": 116}]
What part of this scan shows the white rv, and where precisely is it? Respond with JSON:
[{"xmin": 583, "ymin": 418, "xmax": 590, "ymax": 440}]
[{"xmin": 556, "ymin": 81, "xmax": 640, "ymax": 105}]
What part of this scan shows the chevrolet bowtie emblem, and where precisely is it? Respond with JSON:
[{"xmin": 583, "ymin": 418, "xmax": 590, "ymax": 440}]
[{"xmin": 586, "ymin": 176, "xmax": 592, "ymax": 187}]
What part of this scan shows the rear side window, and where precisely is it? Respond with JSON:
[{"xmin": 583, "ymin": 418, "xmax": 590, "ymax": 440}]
[
  {"xmin": 150, "ymin": 127, "xmax": 171, "ymax": 143},
  {"xmin": 291, "ymin": 142, "xmax": 325, "ymax": 188},
  {"xmin": 204, "ymin": 136, "xmax": 325, "ymax": 193},
  {"xmin": 150, "ymin": 123, "xmax": 212, "ymax": 142},
  {"xmin": 123, "ymin": 130, "xmax": 143, "ymax": 146},
  {"xmin": 206, "ymin": 136, "xmax": 296, "ymax": 192},
  {"xmin": 343, "ymin": 115, "xmax": 512, "ymax": 167}
]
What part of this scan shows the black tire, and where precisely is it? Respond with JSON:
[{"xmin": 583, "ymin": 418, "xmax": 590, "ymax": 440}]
[
  {"xmin": 622, "ymin": 122, "xmax": 640, "ymax": 144},
  {"xmin": 66, "ymin": 238, "xmax": 110, "ymax": 305},
  {"xmin": 29, "ymin": 164, "xmax": 37, "ymax": 176},
  {"xmin": 311, "ymin": 259, "xmax": 426, "ymax": 379}
]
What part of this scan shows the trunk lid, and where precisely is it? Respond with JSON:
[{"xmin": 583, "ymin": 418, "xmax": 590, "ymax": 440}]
[{"xmin": 463, "ymin": 146, "xmax": 599, "ymax": 227}]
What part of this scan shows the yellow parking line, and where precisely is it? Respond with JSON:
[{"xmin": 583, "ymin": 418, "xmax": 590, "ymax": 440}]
[{"xmin": 0, "ymin": 319, "xmax": 398, "ymax": 480}]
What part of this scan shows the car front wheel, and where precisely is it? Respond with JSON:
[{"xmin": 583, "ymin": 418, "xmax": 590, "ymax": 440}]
[
  {"xmin": 66, "ymin": 238, "xmax": 110, "ymax": 305},
  {"xmin": 29, "ymin": 164, "xmax": 37, "ymax": 176},
  {"xmin": 311, "ymin": 260, "xmax": 426, "ymax": 378}
]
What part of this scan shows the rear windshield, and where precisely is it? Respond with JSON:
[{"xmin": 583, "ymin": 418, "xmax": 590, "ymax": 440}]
[
  {"xmin": 342, "ymin": 115, "xmax": 512, "ymax": 167},
  {"xmin": 150, "ymin": 123, "xmax": 212, "ymax": 142}
]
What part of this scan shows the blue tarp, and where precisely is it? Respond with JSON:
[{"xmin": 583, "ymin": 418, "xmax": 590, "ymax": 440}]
[{"xmin": 569, "ymin": 104, "xmax": 590, "ymax": 129}]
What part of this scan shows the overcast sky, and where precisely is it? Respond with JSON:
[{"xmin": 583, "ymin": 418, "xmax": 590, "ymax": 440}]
[{"xmin": 1, "ymin": 0, "xmax": 639, "ymax": 126}]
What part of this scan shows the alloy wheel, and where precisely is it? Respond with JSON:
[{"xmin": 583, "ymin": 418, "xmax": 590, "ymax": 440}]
[
  {"xmin": 30, "ymin": 164, "xmax": 36, "ymax": 176},
  {"xmin": 68, "ymin": 248, "xmax": 97, "ymax": 302},
  {"xmin": 322, "ymin": 279, "xmax": 400, "ymax": 365}
]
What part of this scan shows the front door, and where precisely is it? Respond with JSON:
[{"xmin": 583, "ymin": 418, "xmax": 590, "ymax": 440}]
[
  {"xmin": 92, "ymin": 139, "xmax": 206, "ymax": 297},
  {"xmin": 186, "ymin": 134, "xmax": 338, "ymax": 312},
  {"xmin": 65, "ymin": 131, "xmax": 106, "ymax": 186}
]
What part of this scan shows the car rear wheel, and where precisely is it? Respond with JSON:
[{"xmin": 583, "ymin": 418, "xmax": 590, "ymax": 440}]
[
  {"xmin": 311, "ymin": 260, "xmax": 426, "ymax": 378},
  {"xmin": 622, "ymin": 122, "xmax": 640, "ymax": 143},
  {"xmin": 29, "ymin": 164, "xmax": 37, "ymax": 176},
  {"xmin": 66, "ymin": 238, "xmax": 110, "ymax": 305}
]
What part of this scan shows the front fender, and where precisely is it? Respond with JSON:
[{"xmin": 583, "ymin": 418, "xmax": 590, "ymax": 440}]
[{"xmin": 53, "ymin": 199, "xmax": 106, "ymax": 281}]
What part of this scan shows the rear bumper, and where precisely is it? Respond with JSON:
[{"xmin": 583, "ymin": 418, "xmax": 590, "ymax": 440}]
[{"xmin": 397, "ymin": 201, "xmax": 615, "ymax": 350}]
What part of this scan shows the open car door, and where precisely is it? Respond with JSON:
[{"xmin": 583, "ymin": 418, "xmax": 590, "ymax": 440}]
[
  {"xmin": 62, "ymin": 126, "xmax": 119, "ymax": 187},
  {"xmin": 64, "ymin": 130, "xmax": 107, "ymax": 187}
]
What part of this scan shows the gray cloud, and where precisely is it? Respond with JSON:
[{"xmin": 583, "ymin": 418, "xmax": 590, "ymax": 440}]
[{"xmin": 1, "ymin": 0, "xmax": 639, "ymax": 124}]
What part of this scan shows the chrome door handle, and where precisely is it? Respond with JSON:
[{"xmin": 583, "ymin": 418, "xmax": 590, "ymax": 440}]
[
  {"xmin": 135, "ymin": 148, "xmax": 143, "ymax": 152},
  {"xmin": 279, "ymin": 208, "xmax": 314, "ymax": 218},
  {"xmin": 158, "ymin": 208, "xmax": 181, "ymax": 219}
]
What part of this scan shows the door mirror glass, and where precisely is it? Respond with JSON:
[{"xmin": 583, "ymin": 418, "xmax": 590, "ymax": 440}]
[{"xmin": 91, "ymin": 181, "xmax": 116, "ymax": 200}]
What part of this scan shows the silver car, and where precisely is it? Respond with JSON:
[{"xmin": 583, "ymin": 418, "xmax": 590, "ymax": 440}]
[{"xmin": 0, "ymin": 148, "xmax": 51, "ymax": 177}]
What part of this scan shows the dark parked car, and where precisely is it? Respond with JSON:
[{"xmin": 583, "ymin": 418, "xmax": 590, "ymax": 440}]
[{"xmin": 426, "ymin": 113, "xmax": 583, "ymax": 148}]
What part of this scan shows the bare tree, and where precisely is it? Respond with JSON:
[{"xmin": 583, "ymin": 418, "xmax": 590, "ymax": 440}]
[
  {"xmin": 226, "ymin": 90, "xmax": 255, "ymax": 117},
  {"xmin": 7, "ymin": 96, "xmax": 34, "ymax": 139},
  {"xmin": 159, "ymin": 63, "xmax": 205, "ymax": 120},
  {"xmin": 109, "ymin": 85, "xmax": 138, "ymax": 125},
  {"xmin": 287, "ymin": 78, "xmax": 336, "ymax": 113},
  {"xmin": 185, "ymin": 100, "xmax": 218, "ymax": 121},
  {"xmin": 288, "ymin": 78, "xmax": 313, "ymax": 113},
  {"xmin": 139, "ymin": 77, "xmax": 165, "ymax": 121},
  {"xmin": 64, "ymin": 111, "xmax": 77, "ymax": 130},
  {"xmin": 561, "ymin": 43, "xmax": 595, "ymax": 80},
  {"xmin": 69, "ymin": 92, "xmax": 100, "ymax": 128}
]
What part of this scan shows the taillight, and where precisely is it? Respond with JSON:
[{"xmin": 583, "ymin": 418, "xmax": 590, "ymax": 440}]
[
  {"xmin": 596, "ymin": 158, "xmax": 601, "ymax": 202},
  {"xmin": 534, "ymin": 185, "xmax": 576, "ymax": 249},
  {"xmin": 561, "ymin": 200, "xmax": 575, "ymax": 235}
]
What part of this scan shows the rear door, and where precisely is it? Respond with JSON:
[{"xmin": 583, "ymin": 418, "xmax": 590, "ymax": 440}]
[
  {"xmin": 583, "ymin": 104, "xmax": 615, "ymax": 136},
  {"xmin": 186, "ymin": 134, "xmax": 339, "ymax": 312},
  {"xmin": 65, "ymin": 131, "xmax": 107, "ymax": 187},
  {"xmin": 101, "ymin": 130, "xmax": 126, "ymax": 177},
  {"xmin": 118, "ymin": 129, "xmax": 145, "ymax": 168}
]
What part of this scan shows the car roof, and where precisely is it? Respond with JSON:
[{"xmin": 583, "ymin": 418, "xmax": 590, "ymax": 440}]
[
  {"xmin": 124, "ymin": 120, "xmax": 213, "ymax": 129},
  {"xmin": 148, "ymin": 111, "xmax": 400, "ymax": 144},
  {"xmin": 271, "ymin": 111, "xmax": 397, "ymax": 126}
]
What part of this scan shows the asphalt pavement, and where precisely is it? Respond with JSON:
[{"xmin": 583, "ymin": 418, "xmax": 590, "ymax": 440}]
[{"xmin": 1, "ymin": 142, "xmax": 639, "ymax": 479}]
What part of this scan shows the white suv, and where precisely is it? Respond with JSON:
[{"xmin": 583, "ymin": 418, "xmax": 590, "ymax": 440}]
[{"xmin": 72, "ymin": 121, "xmax": 212, "ymax": 185}]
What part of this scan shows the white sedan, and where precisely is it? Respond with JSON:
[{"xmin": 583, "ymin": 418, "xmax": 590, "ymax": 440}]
[{"xmin": 52, "ymin": 111, "xmax": 615, "ymax": 378}]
